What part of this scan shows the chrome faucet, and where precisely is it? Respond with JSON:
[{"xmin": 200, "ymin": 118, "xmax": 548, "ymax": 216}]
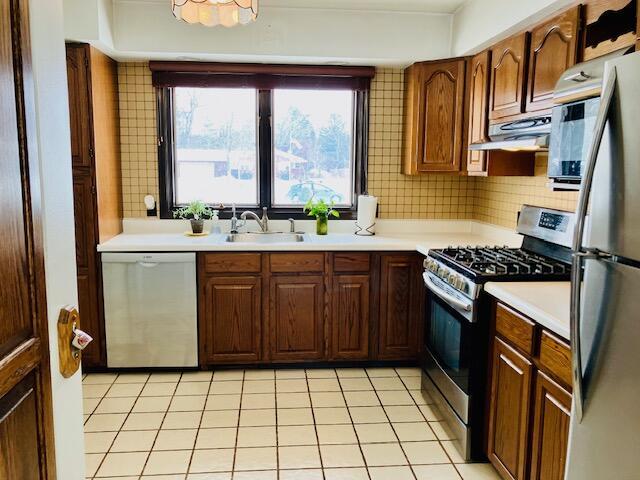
[
  {"xmin": 230, "ymin": 204, "xmax": 244, "ymax": 234},
  {"xmin": 240, "ymin": 207, "xmax": 269, "ymax": 233}
]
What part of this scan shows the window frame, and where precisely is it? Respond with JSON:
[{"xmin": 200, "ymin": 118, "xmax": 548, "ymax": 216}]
[{"xmin": 155, "ymin": 64, "xmax": 371, "ymax": 220}]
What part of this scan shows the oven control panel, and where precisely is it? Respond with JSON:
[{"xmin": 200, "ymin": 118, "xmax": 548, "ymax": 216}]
[{"xmin": 423, "ymin": 258, "xmax": 479, "ymax": 299}]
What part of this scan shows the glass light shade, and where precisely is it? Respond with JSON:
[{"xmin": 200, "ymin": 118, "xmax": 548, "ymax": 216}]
[{"xmin": 172, "ymin": 0, "xmax": 258, "ymax": 27}]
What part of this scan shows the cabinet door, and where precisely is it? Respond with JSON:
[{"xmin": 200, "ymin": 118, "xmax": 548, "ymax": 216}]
[
  {"xmin": 269, "ymin": 275, "xmax": 325, "ymax": 361},
  {"xmin": 467, "ymin": 51, "xmax": 491, "ymax": 173},
  {"xmin": 489, "ymin": 33, "xmax": 528, "ymax": 121},
  {"xmin": 331, "ymin": 275, "xmax": 370, "ymax": 360},
  {"xmin": 200, "ymin": 276, "xmax": 262, "ymax": 364},
  {"xmin": 488, "ymin": 337, "xmax": 533, "ymax": 480},
  {"xmin": 529, "ymin": 371, "xmax": 571, "ymax": 480},
  {"xmin": 526, "ymin": 7, "xmax": 580, "ymax": 112},
  {"xmin": 404, "ymin": 59, "xmax": 466, "ymax": 174},
  {"xmin": 66, "ymin": 44, "xmax": 93, "ymax": 168},
  {"xmin": 73, "ymin": 172, "xmax": 104, "ymax": 367},
  {"xmin": 378, "ymin": 255, "xmax": 421, "ymax": 360}
]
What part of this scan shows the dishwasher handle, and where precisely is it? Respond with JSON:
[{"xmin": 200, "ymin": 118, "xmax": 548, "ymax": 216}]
[{"xmin": 137, "ymin": 261, "xmax": 159, "ymax": 268}]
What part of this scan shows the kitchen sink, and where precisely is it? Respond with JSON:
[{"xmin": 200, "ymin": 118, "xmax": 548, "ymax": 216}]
[{"xmin": 225, "ymin": 232, "xmax": 305, "ymax": 243}]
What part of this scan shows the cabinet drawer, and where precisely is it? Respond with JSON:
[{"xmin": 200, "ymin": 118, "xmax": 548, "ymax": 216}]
[
  {"xmin": 202, "ymin": 253, "xmax": 262, "ymax": 274},
  {"xmin": 270, "ymin": 253, "xmax": 324, "ymax": 273},
  {"xmin": 496, "ymin": 303, "xmax": 535, "ymax": 355},
  {"xmin": 333, "ymin": 253, "xmax": 370, "ymax": 273},
  {"xmin": 539, "ymin": 330, "xmax": 572, "ymax": 388}
]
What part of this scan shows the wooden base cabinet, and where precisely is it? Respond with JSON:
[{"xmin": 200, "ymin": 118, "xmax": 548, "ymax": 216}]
[
  {"xmin": 488, "ymin": 337, "xmax": 533, "ymax": 480},
  {"xmin": 269, "ymin": 275, "xmax": 325, "ymax": 362},
  {"xmin": 199, "ymin": 276, "xmax": 262, "ymax": 364},
  {"xmin": 529, "ymin": 372, "xmax": 571, "ymax": 480},
  {"xmin": 487, "ymin": 302, "xmax": 572, "ymax": 480},
  {"xmin": 331, "ymin": 274, "xmax": 370, "ymax": 360},
  {"xmin": 198, "ymin": 252, "xmax": 422, "ymax": 366},
  {"xmin": 378, "ymin": 254, "xmax": 422, "ymax": 360}
]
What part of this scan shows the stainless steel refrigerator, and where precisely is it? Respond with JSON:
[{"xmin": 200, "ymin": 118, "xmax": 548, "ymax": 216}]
[{"xmin": 566, "ymin": 51, "xmax": 640, "ymax": 479}]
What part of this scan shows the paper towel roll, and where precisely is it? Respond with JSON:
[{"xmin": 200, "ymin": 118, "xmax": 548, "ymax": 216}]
[{"xmin": 355, "ymin": 195, "xmax": 378, "ymax": 236}]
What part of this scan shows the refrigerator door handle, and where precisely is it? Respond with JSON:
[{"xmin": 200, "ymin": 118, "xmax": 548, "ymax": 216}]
[
  {"xmin": 570, "ymin": 67, "xmax": 617, "ymax": 422},
  {"xmin": 572, "ymin": 66, "xmax": 617, "ymax": 252}
]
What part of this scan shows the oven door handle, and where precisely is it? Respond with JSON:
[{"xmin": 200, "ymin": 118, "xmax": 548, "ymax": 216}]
[{"xmin": 423, "ymin": 272, "xmax": 472, "ymax": 312}]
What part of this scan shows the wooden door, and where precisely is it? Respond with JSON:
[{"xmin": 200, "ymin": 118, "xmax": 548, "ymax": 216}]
[
  {"xmin": 269, "ymin": 275, "xmax": 325, "ymax": 361},
  {"xmin": 331, "ymin": 275, "xmax": 370, "ymax": 360},
  {"xmin": 200, "ymin": 276, "xmax": 262, "ymax": 364},
  {"xmin": 467, "ymin": 50, "xmax": 491, "ymax": 173},
  {"xmin": 529, "ymin": 371, "xmax": 572, "ymax": 480},
  {"xmin": 403, "ymin": 59, "xmax": 465, "ymax": 174},
  {"xmin": 488, "ymin": 337, "xmax": 533, "ymax": 480},
  {"xmin": 526, "ymin": 7, "xmax": 580, "ymax": 112},
  {"xmin": 378, "ymin": 254, "xmax": 421, "ymax": 360},
  {"xmin": 489, "ymin": 33, "xmax": 529, "ymax": 121},
  {"xmin": 0, "ymin": 0, "xmax": 55, "ymax": 477}
]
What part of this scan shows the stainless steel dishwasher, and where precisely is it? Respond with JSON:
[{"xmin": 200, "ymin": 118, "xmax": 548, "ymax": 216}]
[{"xmin": 102, "ymin": 252, "xmax": 198, "ymax": 368}]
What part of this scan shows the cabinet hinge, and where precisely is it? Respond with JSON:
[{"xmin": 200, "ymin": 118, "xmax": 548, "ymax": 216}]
[{"xmin": 89, "ymin": 147, "xmax": 95, "ymax": 159}]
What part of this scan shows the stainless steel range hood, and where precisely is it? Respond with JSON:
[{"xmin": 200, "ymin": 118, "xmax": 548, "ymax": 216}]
[{"xmin": 468, "ymin": 116, "xmax": 551, "ymax": 152}]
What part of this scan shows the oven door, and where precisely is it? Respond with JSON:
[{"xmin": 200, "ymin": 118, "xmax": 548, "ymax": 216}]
[
  {"xmin": 548, "ymin": 97, "xmax": 600, "ymax": 180},
  {"xmin": 422, "ymin": 272, "xmax": 475, "ymax": 423}
]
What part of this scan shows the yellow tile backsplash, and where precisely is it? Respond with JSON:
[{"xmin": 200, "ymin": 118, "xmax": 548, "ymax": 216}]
[{"xmin": 116, "ymin": 63, "xmax": 577, "ymax": 228}]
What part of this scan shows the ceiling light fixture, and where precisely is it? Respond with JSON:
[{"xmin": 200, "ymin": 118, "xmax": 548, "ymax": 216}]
[{"xmin": 172, "ymin": 0, "xmax": 258, "ymax": 27}]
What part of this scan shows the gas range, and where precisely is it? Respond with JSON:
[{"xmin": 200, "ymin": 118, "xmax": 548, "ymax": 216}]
[
  {"xmin": 420, "ymin": 205, "xmax": 576, "ymax": 462},
  {"xmin": 424, "ymin": 206, "xmax": 575, "ymax": 303}
]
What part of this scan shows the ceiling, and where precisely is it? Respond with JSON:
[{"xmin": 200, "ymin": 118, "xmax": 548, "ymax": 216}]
[
  {"xmin": 144, "ymin": 0, "xmax": 468, "ymax": 14},
  {"xmin": 261, "ymin": 0, "xmax": 468, "ymax": 13}
]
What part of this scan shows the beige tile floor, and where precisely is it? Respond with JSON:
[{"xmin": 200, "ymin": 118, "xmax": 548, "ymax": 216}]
[{"xmin": 83, "ymin": 367, "xmax": 501, "ymax": 480}]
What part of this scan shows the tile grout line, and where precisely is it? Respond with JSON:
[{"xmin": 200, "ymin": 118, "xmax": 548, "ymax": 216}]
[
  {"xmin": 134, "ymin": 371, "xmax": 179, "ymax": 477},
  {"xmin": 230, "ymin": 368, "xmax": 246, "ymax": 477},
  {"xmin": 305, "ymin": 368, "xmax": 327, "ymax": 480},
  {"xmin": 337, "ymin": 368, "xmax": 372, "ymax": 480},
  {"xmin": 364, "ymin": 368, "xmax": 416, "ymax": 480},
  {"xmin": 183, "ymin": 371, "xmax": 211, "ymax": 478}
]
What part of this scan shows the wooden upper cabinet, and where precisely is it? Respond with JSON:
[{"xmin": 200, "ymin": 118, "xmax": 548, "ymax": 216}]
[
  {"xmin": 403, "ymin": 59, "xmax": 466, "ymax": 174},
  {"xmin": 489, "ymin": 33, "xmax": 529, "ymax": 121},
  {"xmin": 331, "ymin": 274, "xmax": 370, "ymax": 360},
  {"xmin": 378, "ymin": 254, "xmax": 421, "ymax": 360},
  {"xmin": 466, "ymin": 51, "xmax": 491, "ymax": 173},
  {"xmin": 526, "ymin": 7, "xmax": 580, "ymax": 113},
  {"xmin": 269, "ymin": 275, "xmax": 325, "ymax": 362},
  {"xmin": 488, "ymin": 337, "xmax": 533, "ymax": 480},
  {"xmin": 200, "ymin": 276, "xmax": 262, "ymax": 364},
  {"xmin": 529, "ymin": 371, "xmax": 572, "ymax": 480}
]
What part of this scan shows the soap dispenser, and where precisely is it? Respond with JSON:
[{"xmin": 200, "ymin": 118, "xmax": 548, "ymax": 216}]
[{"xmin": 211, "ymin": 210, "xmax": 221, "ymax": 234}]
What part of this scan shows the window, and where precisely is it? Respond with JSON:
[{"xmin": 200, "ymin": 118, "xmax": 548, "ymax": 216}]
[
  {"xmin": 153, "ymin": 62, "xmax": 373, "ymax": 218},
  {"xmin": 174, "ymin": 88, "xmax": 258, "ymax": 206},
  {"xmin": 273, "ymin": 89, "xmax": 354, "ymax": 207}
]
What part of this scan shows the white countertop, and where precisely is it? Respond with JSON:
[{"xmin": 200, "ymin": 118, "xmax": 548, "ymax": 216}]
[
  {"xmin": 97, "ymin": 218, "xmax": 523, "ymax": 254},
  {"xmin": 97, "ymin": 232, "xmax": 514, "ymax": 254},
  {"xmin": 485, "ymin": 282, "xmax": 571, "ymax": 340}
]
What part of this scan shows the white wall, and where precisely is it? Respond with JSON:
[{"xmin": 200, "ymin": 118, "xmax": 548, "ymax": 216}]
[
  {"xmin": 106, "ymin": 1, "xmax": 452, "ymax": 65},
  {"xmin": 30, "ymin": 0, "xmax": 85, "ymax": 478},
  {"xmin": 451, "ymin": 0, "xmax": 574, "ymax": 56}
]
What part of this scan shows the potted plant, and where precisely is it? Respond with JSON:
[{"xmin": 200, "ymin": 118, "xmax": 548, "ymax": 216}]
[
  {"xmin": 303, "ymin": 198, "xmax": 339, "ymax": 235},
  {"xmin": 173, "ymin": 200, "xmax": 215, "ymax": 234}
]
